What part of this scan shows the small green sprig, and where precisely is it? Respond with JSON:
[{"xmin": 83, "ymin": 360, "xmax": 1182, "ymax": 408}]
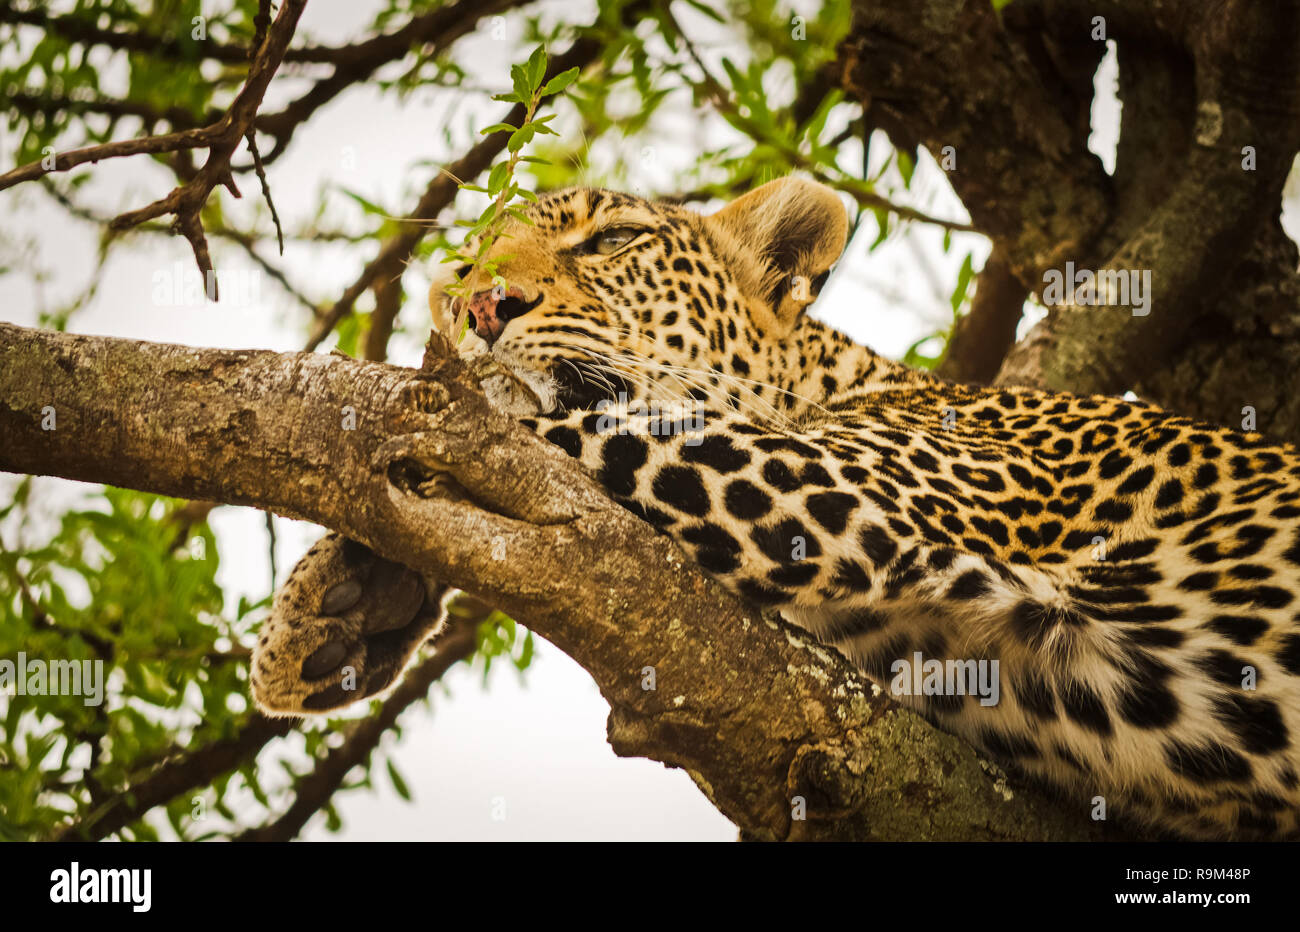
[{"xmin": 442, "ymin": 47, "xmax": 578, "ymax": 341}]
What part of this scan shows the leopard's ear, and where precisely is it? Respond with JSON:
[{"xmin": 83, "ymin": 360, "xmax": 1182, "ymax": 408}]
[{"xmin": 706, "ymin": 176, "xmax": 848, "ymax": 330}]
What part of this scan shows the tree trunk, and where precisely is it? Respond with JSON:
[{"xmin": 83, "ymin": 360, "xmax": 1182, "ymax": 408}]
[{"xmin": 841, "ymin": 0, "xmax": 1300, "ymax": 442}]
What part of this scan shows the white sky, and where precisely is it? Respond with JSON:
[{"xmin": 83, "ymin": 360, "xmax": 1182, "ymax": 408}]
[{"xmin": 4, "ymin": 2, "xmax": 1293, "ymax": 841}]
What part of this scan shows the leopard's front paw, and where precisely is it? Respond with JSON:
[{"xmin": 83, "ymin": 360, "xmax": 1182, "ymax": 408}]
[{"xmin": 251, "ymin": 533, "xmax": 449, "ymax": 715}]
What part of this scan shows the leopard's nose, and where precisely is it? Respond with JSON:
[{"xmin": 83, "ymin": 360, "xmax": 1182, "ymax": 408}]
[{"xmin": 464, "ymin": 287, "xmax": 543, "ymax": 346}]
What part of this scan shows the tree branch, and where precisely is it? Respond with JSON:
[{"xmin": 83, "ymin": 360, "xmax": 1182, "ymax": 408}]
[
  {"xmin": 0, "ymin": 0, "xmax": 309, "ymax": 295},
  {"xmin": 663, "ymin": 6, "xmax": 975, "ymax": 233},
  {"xmin": 2, "ymin": 0, "xmax": 316, "ymax": 65},
  {"xmin": 838, "ymin": 0, "xmax": 1300, "ymax": 444},
  {"xmin": 0, "ymin": 321, "xmax": 1120, "ymax": 841},
  {"xmin": 936, "ymin": 247, "xmax": 1027, "ymax": 384},
  {"xmin": 0, "ymin": 0, "xmax": 535, "ymax": 67},
  {"xmin": 252, "ymin": 0, "xmax": 535, "ymax": 164},
  {"xmin": 993, "ymin": 0, "xmax": 1300, "ymax": 406},
  {"xmin": 55, "ymin": 714, "xmax": 295, "ymax": 841}
]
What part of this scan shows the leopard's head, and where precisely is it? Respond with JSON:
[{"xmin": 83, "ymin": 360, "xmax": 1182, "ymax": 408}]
[{"xmin": 429, "ymin": 176, "xmax": 849, "ymax": 416}]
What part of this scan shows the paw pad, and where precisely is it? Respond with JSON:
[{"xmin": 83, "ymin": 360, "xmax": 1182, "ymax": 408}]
[
  {"xmin": 251, "ymin": 535, "xmax": 450, "ymax": 715},
  {"xmin": 302, "ymin": 641, "xmax": 347, "ymax": 679},
  {"xmin": 320, "ymin": 580, "xmax": 363, "ymax": 615}
]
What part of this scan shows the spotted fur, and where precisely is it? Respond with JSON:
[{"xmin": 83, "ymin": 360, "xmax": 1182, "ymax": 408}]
[{"xmin": 255, "ymin": 178, "xmax": 1300, "ymax": 840}]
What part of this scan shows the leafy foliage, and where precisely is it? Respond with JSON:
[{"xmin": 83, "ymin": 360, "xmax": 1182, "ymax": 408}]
[{"xmin": 0, "ymin": 481, "xmax": 250, "ymax": 839}]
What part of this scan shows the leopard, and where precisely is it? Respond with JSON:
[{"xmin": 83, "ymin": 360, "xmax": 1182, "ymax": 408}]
[{"xmin": 251, "ymin": 176, "xmax": 1300, "ymax": 840}]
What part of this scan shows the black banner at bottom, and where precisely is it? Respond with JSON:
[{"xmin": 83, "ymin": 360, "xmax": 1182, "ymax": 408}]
[{"xmin": 0, "ymin": 840, "xmax": 1285, "ymax": 919}]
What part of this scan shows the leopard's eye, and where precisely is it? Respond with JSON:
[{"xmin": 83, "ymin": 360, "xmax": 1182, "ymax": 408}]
[{"xmin": 587, "ymin": 227, "xmax": 642, "ymax": 256}]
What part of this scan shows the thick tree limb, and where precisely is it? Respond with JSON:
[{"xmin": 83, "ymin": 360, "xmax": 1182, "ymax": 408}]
[
  {"xmin": 0, "ymin": 321, "xmax": 1120, "ymax": 841},
  {"xmin": 839, "ymin": 0, "xmax": 1300, "ymax": 444},
  {"xmin": 839, "ymin": 0, "xmax": 1111, "ymax": 283}
]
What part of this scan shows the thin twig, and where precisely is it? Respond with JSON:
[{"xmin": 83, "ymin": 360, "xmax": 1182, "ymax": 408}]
[
  {"xmin": 264, "ymin": 510, "xmax": 278, "ymax": 591},
  {"xmin": 246, "ymin": 0, "xmax": 285, "ymax": 255},
  {"xmin": 40, "ymin": 181, "xmax": 327, "ymax": 318},
  {"xmin": 53, "ymin": 715, "xmax": 297, "ymax": 841},
  {"xmin": 0, "ymin": 124, "xmax": 221, "ymax": 192},
  {"xmin": 253, "ymin": 0, "xmax": 535, "ymax": 164},
  {"xmin": 1, "ymin": 0, "xmax": 334, "ymax": 65}
]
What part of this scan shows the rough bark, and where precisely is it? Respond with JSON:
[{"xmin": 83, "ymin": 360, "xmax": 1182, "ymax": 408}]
[
  {"xmin": 840, "ymin": 0, "xmax": 1300, "ymax": 442},
  {"xmin": 0, "ymin": 321, "xmax": 1120, "ymax": 841}
]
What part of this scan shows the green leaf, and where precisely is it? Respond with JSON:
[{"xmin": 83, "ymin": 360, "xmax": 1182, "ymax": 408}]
[
  {"xmin": 516, "ymin": 631, "xmax": 535, "ymax": 671},
  {"xmin": 479, "ymin": 122, "xmax": 518, "ymax": 136},
  {"xmin": 488, "ymin": 162, "xmax": 511, "ymax": 196},
  {"xmin": 525, "ymin": 47, "xmax": 547, "ymax": 92},
  {"xmin": 507, "ymin": 125, "xmax": 535, "ymax": 153},
  {"xmin": 336, "ymin": 186, "xmax": 389, "ymax": 217},
  {"xmin": 387, "ymin": 759, "xmax": 412, "ymax": 801},
  {"xmin": 538, "ymin": 66, "xmax": 579, "ymax": 98},
  {"xmin": 902, "ymin": 333, "xmax": 946, "ymax": 370},
  {"xmin": 510, "ymin": 63, "xmax": 531, "ymax": 103},
  {"xmin": 721, "ymin": 58, "xmax": 746, "ymax": 95},
  {"xmin": 951, "ymin": 252, "xmax": 975, "ymax": 313},
  {"xmin": 682, "ymin": 0, "xmax": 726, "ymax": 23},
  {"xmin": 334, "ymin": 311, "xmax": 364, "ymax": 357},
  {"xmin": 897, "ymin": 149, "xmax": 916, "ymax": 187}
]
